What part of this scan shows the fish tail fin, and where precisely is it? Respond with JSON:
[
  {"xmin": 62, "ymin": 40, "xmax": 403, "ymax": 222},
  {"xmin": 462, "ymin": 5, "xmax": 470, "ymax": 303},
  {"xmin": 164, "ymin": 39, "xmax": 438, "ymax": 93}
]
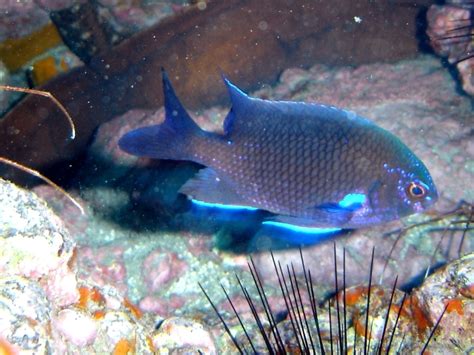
[{"xmin": 118, "ymin": 69, "xmax": 202, "ymax": 160}]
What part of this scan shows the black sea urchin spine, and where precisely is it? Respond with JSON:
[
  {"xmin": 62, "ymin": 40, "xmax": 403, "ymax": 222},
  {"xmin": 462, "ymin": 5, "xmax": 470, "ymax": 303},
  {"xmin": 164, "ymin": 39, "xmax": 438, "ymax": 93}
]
[{"xmin": 201, "ymin": 241, "xmax": 453, "ymax": 354}]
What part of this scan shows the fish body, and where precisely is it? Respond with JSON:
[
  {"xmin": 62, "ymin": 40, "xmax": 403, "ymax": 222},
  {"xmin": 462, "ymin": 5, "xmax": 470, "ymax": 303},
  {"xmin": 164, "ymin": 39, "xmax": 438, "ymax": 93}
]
[{"xmin": 119, "ymin": 70, "xmax": 437, "ymax": 229}]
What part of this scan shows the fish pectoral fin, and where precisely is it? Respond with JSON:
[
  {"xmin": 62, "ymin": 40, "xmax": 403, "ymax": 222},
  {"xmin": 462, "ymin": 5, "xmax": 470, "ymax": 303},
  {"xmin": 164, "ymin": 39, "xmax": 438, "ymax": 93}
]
[
  {"xmin": 179, "ymin": 168, "xmax": 255, "ymax": 209},
  {"xmin": 264, "ymin": 202, "xmax": 357, "ymax": 230},
  {"xmin": 311, "ymin": 202, "xmax": 357, "ymax": 225}
]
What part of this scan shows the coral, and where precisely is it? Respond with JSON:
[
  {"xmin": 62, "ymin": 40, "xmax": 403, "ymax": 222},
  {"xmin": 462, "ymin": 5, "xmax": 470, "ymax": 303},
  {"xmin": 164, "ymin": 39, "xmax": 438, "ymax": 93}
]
[
  {"xmin": 412, "ymin": 253, "xmax": 474, "ymax": 350},
  {"xmin": 51, "ymin": 283, "xmax": 155, "ymax": 353},
  {"xmin": 0, "ymin": 277, "xmax": 52, "ymax": 353},
  {"xmin": 0, "ymin": 178, "xmax": 78, "ymax": 307},
  {"xmin": 0, "ymin": 179, "xmax": 158, "ymax": 352}
]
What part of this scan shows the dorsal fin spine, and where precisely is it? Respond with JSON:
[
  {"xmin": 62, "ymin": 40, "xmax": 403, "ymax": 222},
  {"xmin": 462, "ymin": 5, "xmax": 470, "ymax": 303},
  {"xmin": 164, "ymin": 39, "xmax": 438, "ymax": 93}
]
[
  {"xmin": 161, "ymin": 68, "xmax": 200, "ymax": 133},
  {"xmin": 222, "ymin": 76, "xmax": 252, "ymax": 135},
  {"xmin": 223, "ymin": 76, "xmax": 251, "ymax": 109}
]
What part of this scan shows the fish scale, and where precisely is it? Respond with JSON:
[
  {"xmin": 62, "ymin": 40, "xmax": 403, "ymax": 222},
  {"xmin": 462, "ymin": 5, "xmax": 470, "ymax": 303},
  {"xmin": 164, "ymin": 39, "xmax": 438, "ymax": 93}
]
[{"xmin": 118, "ymin": 70, "xmax": 438, "ymax": 230}]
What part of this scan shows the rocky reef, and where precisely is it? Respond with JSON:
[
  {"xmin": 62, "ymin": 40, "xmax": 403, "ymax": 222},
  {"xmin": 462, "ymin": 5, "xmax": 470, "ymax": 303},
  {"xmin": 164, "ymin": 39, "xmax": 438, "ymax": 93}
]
[
  {"xmin": 2, "ymin": 55, "xmax": 472, "ymax": 352},
  {"xmin": 0, "ymin": 1, "xmax": 473, "ymax": 352},
  {"xmin": 1, "ymin": 176, "xmax": 473, "ymax": 352}
]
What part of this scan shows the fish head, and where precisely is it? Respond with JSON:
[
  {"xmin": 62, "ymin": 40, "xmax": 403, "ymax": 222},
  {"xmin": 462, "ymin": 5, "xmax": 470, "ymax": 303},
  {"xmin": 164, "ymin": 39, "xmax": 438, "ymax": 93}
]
[{"xmin": 367, "ymin": 153, "xmax": 438, "ymax": 223}]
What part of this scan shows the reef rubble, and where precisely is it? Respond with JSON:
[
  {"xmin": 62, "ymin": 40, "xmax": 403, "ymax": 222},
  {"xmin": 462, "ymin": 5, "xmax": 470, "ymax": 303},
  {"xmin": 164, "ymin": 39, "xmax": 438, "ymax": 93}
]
[
  {"xmin": 0, "ymin": 177, "xmax": 473, "ymax": 352},
  {"xmin": 0, "ymin": 177, "xmax": 221, "ymax": 353}
]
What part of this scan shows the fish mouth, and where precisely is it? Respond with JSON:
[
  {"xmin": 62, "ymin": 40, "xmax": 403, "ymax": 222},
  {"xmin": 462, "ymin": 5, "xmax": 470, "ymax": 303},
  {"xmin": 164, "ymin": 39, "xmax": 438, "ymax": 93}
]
[
  {"xmin": 413, "ymin": 201, "xmax": 426, "ymax": 214},
  {"xmin": 424, "ymin": 186, "xmax": 439, "ymax": 210},
  {"xmin": 414, "ymin": 190, "xmax": 438, "ymax": 214}
]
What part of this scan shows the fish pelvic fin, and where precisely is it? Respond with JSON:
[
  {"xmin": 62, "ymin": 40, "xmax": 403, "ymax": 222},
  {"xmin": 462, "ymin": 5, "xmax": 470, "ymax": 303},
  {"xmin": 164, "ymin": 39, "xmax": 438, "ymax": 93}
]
[
  {"xmin": 118, "ymin": 69, "xmax": 203, "ymax": 160},
  {"xmin": 180, "ymin": 168, "xmax": 255, "ymax": 209}
]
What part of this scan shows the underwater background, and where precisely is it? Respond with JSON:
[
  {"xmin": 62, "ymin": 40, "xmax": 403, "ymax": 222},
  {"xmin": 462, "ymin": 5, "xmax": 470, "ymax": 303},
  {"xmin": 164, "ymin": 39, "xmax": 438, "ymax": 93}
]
[{"xmin": 0, "ymin": 0, "xmax": 473, "ymax": 353}]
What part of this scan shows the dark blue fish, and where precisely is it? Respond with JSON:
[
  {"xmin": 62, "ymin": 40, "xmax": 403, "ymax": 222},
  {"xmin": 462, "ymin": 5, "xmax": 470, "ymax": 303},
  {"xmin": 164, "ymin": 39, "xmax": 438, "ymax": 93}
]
[{"xmin": 119, "ymin": 70, "xmax": 437, "ymax": 230}]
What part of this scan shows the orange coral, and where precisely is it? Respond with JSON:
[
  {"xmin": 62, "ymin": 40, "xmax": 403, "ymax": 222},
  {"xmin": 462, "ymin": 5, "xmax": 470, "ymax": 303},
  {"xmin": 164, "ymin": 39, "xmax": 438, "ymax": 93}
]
[
  {"xmin": 0, "ymin": 336, "xmax": 19, "ymax": 355},
  {"xmin": 93, "ymin": 310, "xmax": 106, "ymax": 320},
  {"xmin": 343, "ymin": 286, "xmax": 367, "ymax": 306},
  {"xmin": 123, "ymin": 298, "xmax": 142, "ymax": 319},
  {"xmin": 406, "ymin": 296, "xmax": 432, "ymax": 338},
  {"xmin": 77, "ymin": 286, "xmax": 105, "ymax": 309},
  {"xmin": 445, "ymin": 299, "xmax": 464, "ymax": 316},
  {"xmin": 353, "ymin": 317, "xmax": 372, "ymax": 339},
  {"xmin": 146, "ymin": 336, "xmax": 155, "ymax": 352},
  {"xmin": 89, "ymin": 287, "xmax": 105, "ymax": 304},
  {"xmin": 112, "ymin": 338, "xmax": 135, "ymax": 355}
]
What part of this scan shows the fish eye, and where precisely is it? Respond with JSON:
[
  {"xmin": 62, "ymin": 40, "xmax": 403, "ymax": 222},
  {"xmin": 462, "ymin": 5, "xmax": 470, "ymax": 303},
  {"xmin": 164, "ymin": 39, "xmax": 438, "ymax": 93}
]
[{"xmin": 407, "ymin": 181, "xmax": 426, "ymax": 199}]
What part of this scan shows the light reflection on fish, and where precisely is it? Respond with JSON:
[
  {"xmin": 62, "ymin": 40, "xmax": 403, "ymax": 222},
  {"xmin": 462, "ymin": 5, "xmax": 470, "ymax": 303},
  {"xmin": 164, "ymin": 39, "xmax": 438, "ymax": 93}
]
[{"xmin": 119, "ymin": 69, "xmax": 437, "ymax": 232}]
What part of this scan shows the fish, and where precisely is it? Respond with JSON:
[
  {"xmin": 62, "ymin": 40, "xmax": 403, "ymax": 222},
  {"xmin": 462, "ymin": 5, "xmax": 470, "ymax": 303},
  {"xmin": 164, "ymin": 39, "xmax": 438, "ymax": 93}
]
[{"xmin": 118, "ymin": 69, "xmax": 438, "ymax": 230}]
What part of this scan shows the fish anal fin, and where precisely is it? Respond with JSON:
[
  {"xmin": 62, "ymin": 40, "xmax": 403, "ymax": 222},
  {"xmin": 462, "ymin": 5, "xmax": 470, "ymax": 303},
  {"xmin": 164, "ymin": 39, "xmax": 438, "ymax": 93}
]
[{"xmin": 180, "ymin": 168, "xmax": 256, "ymax": 210}]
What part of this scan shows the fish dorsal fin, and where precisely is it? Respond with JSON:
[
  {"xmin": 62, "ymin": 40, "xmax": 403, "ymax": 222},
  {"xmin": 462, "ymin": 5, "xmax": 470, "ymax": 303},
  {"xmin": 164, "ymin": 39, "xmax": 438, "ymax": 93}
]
[
  {"xmin": 223, "ymin": 76, "xmax": 251, "ymax": 110},
  {"xmin": 221, "ymin": 76, "xmax": 328, "ymax": 136},
  {"xmin": 161, "ymin": 68, "xmax": 197, "ymax": 131},
  {"xmin": 222, "ymin": 76, "xmax": 257, "ymax": 135}
]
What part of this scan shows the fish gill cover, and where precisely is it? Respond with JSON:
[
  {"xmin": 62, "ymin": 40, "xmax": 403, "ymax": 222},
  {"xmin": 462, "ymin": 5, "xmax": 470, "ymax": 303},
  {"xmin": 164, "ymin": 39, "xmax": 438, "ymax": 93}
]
[{"xmin": 119, "ymin": 69, "xmax": 438, "ymax": 232}]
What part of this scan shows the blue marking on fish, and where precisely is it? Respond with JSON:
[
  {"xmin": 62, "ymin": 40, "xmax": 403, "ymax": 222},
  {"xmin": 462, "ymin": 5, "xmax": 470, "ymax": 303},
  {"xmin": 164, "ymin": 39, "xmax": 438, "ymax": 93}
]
[
  {"xmin": 262, "ymin": 220, "xmax": 342, "ymax": 234},
  {"xmin": 119, "ymin": 69, "xmax": 438, "ymax": 230},
  {"xmin": 191, "ymin": 198, "xmax": 259, "ymax": 211},
  {"xmin": 338, "ymin": 193, "xmax": 366, "ymax": 209}
]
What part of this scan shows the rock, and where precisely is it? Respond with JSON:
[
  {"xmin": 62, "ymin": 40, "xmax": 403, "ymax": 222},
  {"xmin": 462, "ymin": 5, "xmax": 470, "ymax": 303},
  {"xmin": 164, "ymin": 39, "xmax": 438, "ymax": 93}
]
[
  {"xmin": 51, "ymin": 283, "xmax": 155, "ymax": 353},
  {"xmin": 1, "ymin": 53, "xmax": 471, "ymax": 352},
  {"xmin": 411, "ymin": 253, "xmax": 474, "ymax": 351},
  {"xmin": 152, "ymin": 317, "xmax": 216, "ymax": 354},
  {"xmin": 0, "ymin": 1, "xmax": 49, "ymax": 42},
  {"xmin": 0, "ymin": 178, "xmax": 79, "ymax": 307},
  {"xmin": 142, "ymin": 251, "xmax": 188, "ymax": 294},
  {"xmin": 0, "ymin": 277, "xmax": 52, "ymax": 353},
  {"xmin": 0, "ymin": 178, "xmax": 156, "ymax": 353},
  {"xmin": 426, "ymin": 3, "xmax": 474, "ymax": 96}
]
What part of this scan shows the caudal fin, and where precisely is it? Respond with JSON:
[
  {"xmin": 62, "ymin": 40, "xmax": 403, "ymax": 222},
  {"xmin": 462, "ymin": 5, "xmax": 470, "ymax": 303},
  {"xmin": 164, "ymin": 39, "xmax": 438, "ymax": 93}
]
[{"xmin": 118, "ymin": 69, "xmax": 201, "ymax": 160}]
